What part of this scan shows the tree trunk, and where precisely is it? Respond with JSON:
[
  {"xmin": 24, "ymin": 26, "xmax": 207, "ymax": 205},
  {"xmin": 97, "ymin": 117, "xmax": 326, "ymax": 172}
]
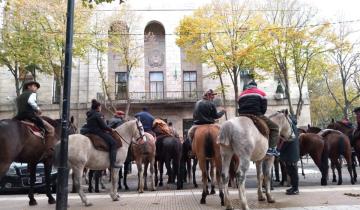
[
  {"xmin": 283, "ymin": 69, "xmax": 295, "ymax": 116},
  {"xmin": 218, "ymin": 72, "xmax": 228, "ymax": 120},
  {"xmin": 124, "ymin": 68, "xmax": 131, "ymax": 119},
  {"xmin": 14, "ymin": 62, "xmax": 21, "ymax": 96},
  {"xmin": 233, "ymin": 67, "xmax": 239, "ymax": 117}
]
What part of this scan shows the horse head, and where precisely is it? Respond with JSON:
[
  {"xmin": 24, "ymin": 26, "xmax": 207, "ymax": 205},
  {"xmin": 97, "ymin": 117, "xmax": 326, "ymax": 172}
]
[{"xmin": 270, "ymin": 111, "xmax": 293, "ymax": 140}]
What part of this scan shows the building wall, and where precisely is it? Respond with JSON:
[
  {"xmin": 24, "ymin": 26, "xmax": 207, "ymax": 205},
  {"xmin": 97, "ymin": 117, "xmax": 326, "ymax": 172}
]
[{"xmin": 0, "ymin": 0, "xmax": 311, "ymax": 134}]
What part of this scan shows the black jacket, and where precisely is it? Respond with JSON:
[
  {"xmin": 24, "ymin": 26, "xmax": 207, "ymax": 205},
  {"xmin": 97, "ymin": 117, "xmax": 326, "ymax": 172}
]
[
  {"xmin": 193, "ymin": 99, "xmax": 225, "ymax": 125},
  {"xmin": 85, "ymin": 110, "xmax": 112, "ymax": 133},
  {"xmin": 237, "ymin": 87, "xmax": 267, "ymax": 116},
  {"xmin": 280, "ymin": 117, "xmax": 300, "ymax": 163}
]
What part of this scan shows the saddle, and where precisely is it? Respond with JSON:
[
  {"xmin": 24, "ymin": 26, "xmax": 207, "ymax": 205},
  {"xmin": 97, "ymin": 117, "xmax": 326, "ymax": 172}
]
[
  {"xmin": 20, "ymin": 121, "xmax": 44, "ymax": 139},
  {"xmin": 239, "ymin": 114, "xmax": 270, "ymax": 139},
  {"xmin": 85, "ymin": 131, "xmax": 123, "ymax": 152}
]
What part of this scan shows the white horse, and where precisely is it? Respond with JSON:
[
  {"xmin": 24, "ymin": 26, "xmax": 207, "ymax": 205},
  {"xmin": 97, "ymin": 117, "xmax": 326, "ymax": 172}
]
[
  {"xmin": 55, "ymin": 119, "xmax": 146, "ymax": 206},
  {"xmin": 219, "ymin": 111, "xmax": 292, "ymax": 210}
]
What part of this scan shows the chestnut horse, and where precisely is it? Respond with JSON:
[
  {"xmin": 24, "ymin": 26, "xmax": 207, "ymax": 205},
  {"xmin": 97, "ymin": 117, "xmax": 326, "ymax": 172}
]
[
  {"xmin": 192, "ymin": 124, "xmax": 224, "ymax": 206},
  {"xmin": 298, "ymin": 133, "xmax": 329, "ymax": 185},
  {"xmin": 130, "ymin": 132, "xmax": 156, "ymax": 193},
  {"xmin": 319, "ymin": 129, "xmax": 355, "ymax": 185},
  {"xmin": 0, "ymin": 116, "xmax": 77, "ymax": 206}
]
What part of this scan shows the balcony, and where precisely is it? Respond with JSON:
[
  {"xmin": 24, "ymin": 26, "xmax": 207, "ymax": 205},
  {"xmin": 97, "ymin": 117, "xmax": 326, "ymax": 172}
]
[{"xmin": 97, "ymin": 91, "xmax": 205, "ymax": 104}]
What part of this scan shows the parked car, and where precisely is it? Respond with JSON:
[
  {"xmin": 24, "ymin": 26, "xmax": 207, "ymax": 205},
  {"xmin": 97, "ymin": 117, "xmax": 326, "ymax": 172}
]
[{"xmin": 0, "ymin": 163, "xmax": 57, "ymax": 194}]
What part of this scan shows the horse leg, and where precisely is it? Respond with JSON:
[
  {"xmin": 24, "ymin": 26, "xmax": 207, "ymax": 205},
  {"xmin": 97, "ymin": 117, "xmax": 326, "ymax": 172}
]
[
  {"xmin": 0, "ymin": 161, "xmax": 12, "ymax": 182},
  {"xmin": 71, "ymin": 172, "xmax": 78, "ymax": 193},
  {"xmin": 94, "ymin": 170, "xmax": 101, "ymax": 192},
  {"xmin": 187, "ymin": 158, "xmax": 191, "ymax": 183},
  {"xmin": 221, "ymin": 146, "xmax": 233, "ymax": 209},
  {"xmin": 175, "ymin": 156, "xmax": 182, "ymax": 190},
  {"xmin": 256, "ymin": 161, "xmax": 265, "ymax": 202},
  {"xmin": 110, "ymin": 168, "xmax": 120, "ymax": 201},
  {"xmin": 199, "ymin": 159, "xmax": 208, "ymax": 204},
  {"xmin": 43, "ymin": 160, "xmax": 56, "ymax": 204},
  {"xmin": 159, "ymin": 160, "xmax": 164, "ymax": 186},
  {"xmin": 274, "ymin": 157, "xmax": 280, "ymax": 182},
  {"xmin": 88, "ymin": 170, "xmax": 94, "ymax": 193},
  {"xmin": 263, "ymin": 157, "xmax": 275, "ymax": 203},
  {"xmin": 28, "ymin": 163, "xmax": 37, "ymax": 206},
  {"xmin": 154, "ymin": 159, "xmax": 159, "ymax": 186},
  {"xmin": 165, "ymin": 159, "xmax": 173, "ymax": 184},
  {"xmin": 137, "ymin": 161, "xmax": 144, "ymax": 193},
  {"xmin": 209, "ymin": 162, "xmax": 216, "ymax": 194},
  {"xmin": 150, "ymin": 159, "xmax": 156, "ymax": 191},
  {"xmin": 118, "ymin": 167, "xmax": 122, "ymax": 190},
  {"xmin": 124, "ymin": 162, "xmax": 130, "ymax": 190},
  {"xmin": 335, "ymin": 159, "xmax": 343, "ymax": 185},
  {"xmin": 73, "ymin": 167, "xmax": 92, "ymax": 206},
  {"xmin": 331, "ymin": 161, "xmax": 337, "ymax": 183},
  {"xmin": 280, "ymin": 160, "xmax": 287, "ymax": 186},
  {"xmin": 237, "ymin": 157, "xmax": 250, "ymax": 210},
  {"xmin": 346, "ymin": 155, "xmax": 355, "ymax": 185},
  {"xmin": 144, "ymin": 162, "xmax": 149, "ymax": 191},
  {"xmin": 193, "ymin": 158, "xmax": 198, "ymax": 188}
]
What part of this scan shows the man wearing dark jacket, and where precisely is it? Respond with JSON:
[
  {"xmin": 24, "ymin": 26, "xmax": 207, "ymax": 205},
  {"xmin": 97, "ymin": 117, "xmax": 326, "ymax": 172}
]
[
  {"xmin": 108, "ymin": 110, "xmax": 125, "ymax": 129},
  {"xmin": 279, "ymin": 115, "xmax": 300, "ymax": 195},
  {"xmin": 188, "ymin": 89, "xmax": 226, "ymax": 141},
  {"xmin": 237, "ymin": 81, "xmax": 279, "ymax": 156}
]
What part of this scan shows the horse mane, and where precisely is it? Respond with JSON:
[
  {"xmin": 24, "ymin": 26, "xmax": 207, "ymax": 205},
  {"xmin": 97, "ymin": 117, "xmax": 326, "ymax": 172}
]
[{"xmin": 318, "ymin": 129, "xmax": 344, "ymax": 137}]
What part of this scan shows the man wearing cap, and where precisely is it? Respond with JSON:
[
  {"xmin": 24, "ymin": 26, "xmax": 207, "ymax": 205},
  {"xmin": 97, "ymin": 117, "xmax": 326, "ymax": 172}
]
[
  {"xmin": 135, "ymin": 107, "xmax": 155, "ymax": 135},
  {"xmin": 238, "ymin": 80, "xmax": 280, "ymax": 156},
  {"xmin": 15, "ymin": 81, "xmax": 55, "ymax": 141},
  {"xmin": 108, "ymin": 110, "xmax": 125, "ymax": 129},
  {"xmin": 188, "ymin": 89, "xmax": 226, "ymax": 142}
]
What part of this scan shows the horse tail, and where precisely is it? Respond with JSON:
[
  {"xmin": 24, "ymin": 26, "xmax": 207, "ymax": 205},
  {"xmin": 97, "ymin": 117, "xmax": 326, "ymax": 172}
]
[
  {"xmin": 204, "ymin": 130, "xmax": 214, "ymax": 159},
  {"xmin": 320, "ymin": 141, "xmax": 329, "ymax": 176},
  {"xmin": 338, "ymin": 136, "xmax": 345, "ymax": 157},
  {"xmin": 53, "ymin": 142, "xmax": 61, "ymax": 168}
]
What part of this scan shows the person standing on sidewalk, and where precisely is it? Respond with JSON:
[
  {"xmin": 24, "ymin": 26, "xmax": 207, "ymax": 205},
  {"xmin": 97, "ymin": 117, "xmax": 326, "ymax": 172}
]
[{"xmin": 279, "ymin": 114, "xmax": 300, "ymax": 195}]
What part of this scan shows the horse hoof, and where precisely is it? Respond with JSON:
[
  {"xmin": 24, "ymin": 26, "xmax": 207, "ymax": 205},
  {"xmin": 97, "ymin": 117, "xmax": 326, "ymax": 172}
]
[
  {"xmin": 48, "ymin": 198, "xmax": 56, "ymax": 204},
  {"xmin": 85, "ymin": 202, "xmax": 93, "ymax": 207},
  {"xmin": 267, "ymin": 199, "xmax": 276, "ymax": 203},
  {"xmin": 200, "ymin": 198, "xmax": 206, "ymax": 204},
  {"xmin": 221, "ymin": 201, "xmax": 225, "ymax": 206},
  {"xmin": 337, "ymin": 182, "xmax": 342, "ymax": 185},
  {"xmin": 225, "ymin": 207, "xmax": 234, "ymax": 210},
  {"xmin": 194, "ymin": 184, "xmax": 198, "ymax": 188},
  {"xmin": 352, "ymin": 181, "xmax": 355, "ymax": 185},
  {"xmin": 210, "ymin": 189, "xmax": 216, "ymax": 195},
  {"xmin": 29, "ymin": 199, "xmax": 38, "ymax": 206},
  {"xmin": 152, "ymin": 187, "xmax": 157, "ymax": 191},
  {"xmin": 258, "ymin": 197, "xmax": 266, "ymax": 201},
  {"xmin": 125, "ymin": 186, "xmax": 129, "ymax": 190},
  {"xmin": 95, "ymin": 189, "xmax": 100, "ymax": 193},
  {"xmin": 159, "ymin": 182, "xmax": 163, "ymax": 187},
  {"xmin": 138, "ymin": 190, "xmax": 144, "ymax": 193},
  {"xmin": 332, "ymin": 179, "xmax": 337, "ymax": 183}
]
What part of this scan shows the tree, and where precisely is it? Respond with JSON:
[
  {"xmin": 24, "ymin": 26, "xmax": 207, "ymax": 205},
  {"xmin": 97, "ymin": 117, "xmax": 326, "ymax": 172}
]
[
  {"xmin": 176, "ymin": 0, "xmax": 265, "ymax": 115},
  {"xmin": 324, "ymin": 22, "xmax": 360, "ymax": 118},
  {"xmin": 259, "ymin": 0, "xmax": 328, "ymax": 118},
  {"xmin": 0, "ymin": 0, "xmax": 52, "ymax": 96}
]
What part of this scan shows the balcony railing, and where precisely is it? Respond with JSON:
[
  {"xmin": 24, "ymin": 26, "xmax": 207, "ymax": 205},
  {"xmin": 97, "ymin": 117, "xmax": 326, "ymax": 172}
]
[{"xmin": 98, "ymin": 91, "xmax": 205, "ymax": 103}]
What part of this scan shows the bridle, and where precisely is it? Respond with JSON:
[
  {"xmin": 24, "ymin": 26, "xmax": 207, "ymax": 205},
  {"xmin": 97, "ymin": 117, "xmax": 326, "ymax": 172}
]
[{"xmin": 112, "ymin": 119, "xmax": 146, "ymax": 146}]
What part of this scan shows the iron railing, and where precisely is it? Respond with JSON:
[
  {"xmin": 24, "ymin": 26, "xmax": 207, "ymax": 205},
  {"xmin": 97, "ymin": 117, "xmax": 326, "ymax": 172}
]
[{"xmin": 98, "ymin": 91, "xmax": 205, "ymax": 103}]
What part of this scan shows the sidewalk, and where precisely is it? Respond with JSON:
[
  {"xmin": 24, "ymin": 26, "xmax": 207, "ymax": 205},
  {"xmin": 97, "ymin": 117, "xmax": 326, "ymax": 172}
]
[{"xmin": 1, "ymin": 185, "xmax": 360, "ymax": 210}]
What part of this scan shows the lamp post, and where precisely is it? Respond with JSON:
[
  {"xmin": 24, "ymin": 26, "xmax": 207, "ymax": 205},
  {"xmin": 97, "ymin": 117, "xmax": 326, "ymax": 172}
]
[{"xmin": 56, "ymin": 0, "xmax": 75, "ymax": 209}]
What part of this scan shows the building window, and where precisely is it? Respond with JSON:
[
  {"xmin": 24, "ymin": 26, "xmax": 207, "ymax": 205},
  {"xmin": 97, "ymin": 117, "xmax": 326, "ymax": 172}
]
[
  {"xmin": 183, "ymin": 71, "xmax": 197, "ymax": 98},
  {"xmin": 115, "ymin": 72, "xmax": 128, "ymax": 99},
  {"xmin": 149, "ymin": 72, "xmax": 164, "ymax": 99}
]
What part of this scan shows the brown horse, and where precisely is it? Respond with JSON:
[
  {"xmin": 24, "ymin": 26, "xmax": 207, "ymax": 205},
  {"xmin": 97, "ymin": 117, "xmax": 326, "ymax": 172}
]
[
  {"xmin": 130, "ymin": 132, "xmax": 157, "ymax": 193},
  {"xmin": 299, "ymin": 133, "xmax": 329, "ymax": 185},
  {"xmin": 327, "ymin": 120, "xmax": 358, "ymax": 182},
  {"xmin": 192, "ymin": 124, "xmax": 224, "ymax": 206},
  {"xmin": 0, "ymin": 116, "xmax": 77, "ymax": 206},
  {"xmin": 319, "ymin": 129, "xmax": 355, "ymax": 185}
]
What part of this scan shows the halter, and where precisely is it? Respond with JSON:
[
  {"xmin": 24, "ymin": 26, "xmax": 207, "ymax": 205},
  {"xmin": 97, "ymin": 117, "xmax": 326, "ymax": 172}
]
[{"xmin": 112, "ymin": 119, "xmax": 145, "ymax": 146}]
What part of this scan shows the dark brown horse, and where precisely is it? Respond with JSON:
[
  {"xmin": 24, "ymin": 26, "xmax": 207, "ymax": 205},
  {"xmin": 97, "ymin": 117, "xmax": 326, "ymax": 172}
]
[
  {"xmin": 319, "ymin": 129, "xmax": 355, "ymax": 185},
  {"xmin": 327, "ymin": 120, "xmax": 358, "ymax": 182},
  {"xmin": 0, "ymin": 116, "xmax": 77, "ymax": 206},
  {"xmin": 192, "ymin": 124, "xmax": 224, "ymax": 206},
  {"xmin": 299, "ymin": 133, "xmax": 329, "ymax": 185}
]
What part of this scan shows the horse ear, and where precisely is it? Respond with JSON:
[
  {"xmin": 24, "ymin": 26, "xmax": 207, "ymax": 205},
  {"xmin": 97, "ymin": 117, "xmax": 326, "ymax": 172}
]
[
  {"xmin": 331, "ymin": 118, "xmax": 335, "ymax": 123},
  {"xmin": 284, "ymin": 109, "xmax": 289, "ymax": 116},
  {"xmin": 70, "ymin": 116, "xmax": 74, "ymax": 124}
]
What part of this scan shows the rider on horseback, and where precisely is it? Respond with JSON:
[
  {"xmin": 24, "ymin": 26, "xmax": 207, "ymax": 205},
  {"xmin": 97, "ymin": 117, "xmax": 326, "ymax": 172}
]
[
  {"xmin": 15, "ymin": 81, "xmax": 55, "ymax": 142},
  {"xmin": 135, "ymin": 107, "xmax": 155, "ymax": 136},
  {"xmin": 84, "ymin": 99, "xmax": 120, "ymax": 168},
  {"xmin": 188, "ymin": 89, "xmax": 226, "ymax": 142},
  {"xmin": 237, "ymin": 80, "xmax": 280, "ymax": 156},
  {"xmin": 108, "ymin": 110, "xmax": 125, "ymax": 129}
]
